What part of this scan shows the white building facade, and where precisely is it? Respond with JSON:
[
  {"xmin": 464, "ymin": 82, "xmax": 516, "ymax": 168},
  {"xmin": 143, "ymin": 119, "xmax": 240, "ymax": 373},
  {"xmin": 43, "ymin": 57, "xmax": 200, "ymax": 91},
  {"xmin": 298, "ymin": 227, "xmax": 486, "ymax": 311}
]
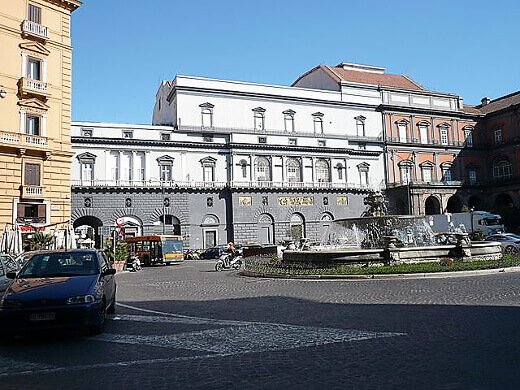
[{"xmin": 71, "ymin": 69, "xmax": 386, "ymax": 249}]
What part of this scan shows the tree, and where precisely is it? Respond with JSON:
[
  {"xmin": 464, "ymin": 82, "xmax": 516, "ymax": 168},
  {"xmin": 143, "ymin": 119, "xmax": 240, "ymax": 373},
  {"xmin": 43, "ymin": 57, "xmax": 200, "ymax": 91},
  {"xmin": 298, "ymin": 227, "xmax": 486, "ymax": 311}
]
[{"xmin": 29, "ymin": 231, "xmax": 54, "ymax": 250}]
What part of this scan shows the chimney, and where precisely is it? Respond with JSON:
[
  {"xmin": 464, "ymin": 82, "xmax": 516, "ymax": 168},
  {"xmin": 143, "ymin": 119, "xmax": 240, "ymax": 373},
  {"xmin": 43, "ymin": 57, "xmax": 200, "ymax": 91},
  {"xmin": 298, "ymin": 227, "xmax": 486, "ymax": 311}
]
[{"xmin": 481, "ymin": 97, "xmax": 491, "ymax": 106}]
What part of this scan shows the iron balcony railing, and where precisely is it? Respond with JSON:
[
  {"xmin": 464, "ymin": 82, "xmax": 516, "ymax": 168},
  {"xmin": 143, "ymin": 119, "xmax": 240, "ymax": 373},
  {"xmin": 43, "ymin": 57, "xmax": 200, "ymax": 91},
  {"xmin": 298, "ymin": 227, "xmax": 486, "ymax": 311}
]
[
  {"xmin": 386, "ymin": 136, "xmax": 466, "ymax": 147},
  {"xmin": 386, "ymin": 180, "xmax": 463, "ymax": 188},
  {"xmin": 72, "ymin": 179, "xmax": 378, "ymax": 191},
  {"xmin": 0, "ymin": 130, "xmax": 49, "ymax": 148},
  {"xmin": 22, "ymin": 20, "xmax": 48, "ymax": 39}
]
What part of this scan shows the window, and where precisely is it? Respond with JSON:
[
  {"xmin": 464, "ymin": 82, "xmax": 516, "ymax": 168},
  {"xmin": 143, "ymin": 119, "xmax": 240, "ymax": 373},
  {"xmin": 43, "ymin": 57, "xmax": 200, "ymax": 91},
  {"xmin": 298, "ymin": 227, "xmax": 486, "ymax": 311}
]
[
  {"xmin": 26, "ymin": 115, "xmax": 41, "ymax": 135},
  {"xmin": 122, "ymin": 151, "xmax": 133, "ymax": 181},
  {"xmin": 336, "ymin": 163, "xmax": 344, "ymax": 180},
  {"xmin": 239, "ymin": 159, "xmax": 248, "ymax": 178},
  {"xmin": 110, "ymin": 151, "xmax": 120, "ymax": 181},
  {"xmin": 200, "ymin": 157, "xmax": 216, "ymax": 182},
  {"xmin": 161, "ymin": 133, "xmax": 171, "ymax": 141},
  {"xmin": 157, "ymin": 156, "xmax": 174, "ymax": 182},
  {"xmin": 28, "ymin": 4, "xmax": 42, "ymax": 24},
  {"xmin": 494, "ymin": 129, "xmax": 503, "ymax": 144},
  {"xmin": 493, "ymin": 160, "xmax": 512, "ymax": 179},
  {"xmin": 397, "ymin": 120, "xmax": 407, "ymax": 143},
  {"xmin": 422, "ymin": 166, "xmax": 432, "ymax": 183},
  {"xmin": 253, "ymin": 107, "xmax": 265, "ymax": 131},
  {"xmin": 355, "ymin": 116, "xmax": 366, "ymax": 137},
  {"xmin": 81, "ymin": 162, "xmax": 93, "ymax": 182},
  {"xmin": 286, "ymin": 159, "xmax": 301, "ymax": 182},
  {"xmin": 81, "ymin": 128, "xmax": 93, "ymax": 137},
  {"xmin": 136, "ymin": 152, "xmax": 145, "ymax": 181},
  {"xmin": 357, "ymin": 163, "xmax": 369, "ymax": 187},
  {"xmin": 468, "ymin": 169, "xmax": 477, "ymax": 185},
  {"xmin": 16, "ymin": 202, "xmax": 46, "ymax": 224},
  {"xmin": 255, "ymin": 157, "xmax": 271, "ymax": 181},
  {"xmin": 464, "ymin": 127, "xmax": 474, "ymax": 147},
  {"xmin": 315, "ymin": 159, "xmax": 330, "ymax": 183},
  {"xmin": 418, "ymin": 123, "xmax": 429, "ymax": 144},
  {"xmin": 283, "ymin": 110, "xmax": 295, "ymax": 132},
  {"xmin": 27, "ymin": 57, "xmax": 42, "ymax": 80},
  {"xmin": 200, "ymin": 103, "xmax": 214, "ymax": 128},
  {"xmin": 258, "ymin": 136, "xmax": 267, "ymax": 144},
  {"xmin": 399, "ymin": 162, "xmax": 413, "ymax": 185},
  {"xmin": 24, "ymin": 163, "xmax": 40, "ymax": 186},
  {"xmin": 318, "ymin": 140, "xmax": 326, "ymax": 147},
  {"xmin": 313, "ymin": 112, "xmax": 324, "ymax": 134},
  {"xmin": 439, "ymin": 126, "xmax": 449, "ymax": 145},
  {"xmin": 122, "ymin": 130, "xmax": 133, "ymax": 139},
  {"xmin": 441, "ymin": 164, "xmax": 453, "ymax": 182},
  {"xmin": 288, "ymin": 138, "xmax": 297, "ymax": 146}
]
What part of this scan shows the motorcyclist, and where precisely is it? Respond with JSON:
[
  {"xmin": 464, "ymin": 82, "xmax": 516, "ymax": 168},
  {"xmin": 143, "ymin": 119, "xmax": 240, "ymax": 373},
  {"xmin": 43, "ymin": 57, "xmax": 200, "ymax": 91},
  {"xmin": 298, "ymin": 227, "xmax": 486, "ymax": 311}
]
[{"xmin": 224, "ymin": 242, "xmax": 235, "ymax": 268}]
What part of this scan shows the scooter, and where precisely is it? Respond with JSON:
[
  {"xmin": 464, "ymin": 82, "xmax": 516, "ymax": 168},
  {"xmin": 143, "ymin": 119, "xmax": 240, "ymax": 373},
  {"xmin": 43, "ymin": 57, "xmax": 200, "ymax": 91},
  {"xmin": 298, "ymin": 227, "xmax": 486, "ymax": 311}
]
[
  {"xmin": 215, "ymin": 252, "xmax": 243, "ymax": 272},
  {"xmin": 125, "ymin": 255, "xmax": 141, "ymax": 272}
]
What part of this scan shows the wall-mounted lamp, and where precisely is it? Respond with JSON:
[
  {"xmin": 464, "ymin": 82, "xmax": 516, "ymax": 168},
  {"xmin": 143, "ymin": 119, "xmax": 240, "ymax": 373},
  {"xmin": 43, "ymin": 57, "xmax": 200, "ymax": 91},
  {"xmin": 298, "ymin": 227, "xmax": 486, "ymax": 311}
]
[{"xmin": 0, "ymin": 87, "xmax": 6, "ymax": 99}]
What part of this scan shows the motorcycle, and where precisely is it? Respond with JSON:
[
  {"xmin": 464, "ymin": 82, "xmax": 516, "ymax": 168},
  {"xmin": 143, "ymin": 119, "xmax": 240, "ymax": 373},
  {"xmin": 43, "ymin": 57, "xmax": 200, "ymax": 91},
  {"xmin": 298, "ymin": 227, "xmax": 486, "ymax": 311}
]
[
  {"xmin": 125, "ymin": 255, "xmax": 141, "ymax": 272},
  {"xmin": 215, "ymin": 252, "xmax": 243, "ymax": 271}
]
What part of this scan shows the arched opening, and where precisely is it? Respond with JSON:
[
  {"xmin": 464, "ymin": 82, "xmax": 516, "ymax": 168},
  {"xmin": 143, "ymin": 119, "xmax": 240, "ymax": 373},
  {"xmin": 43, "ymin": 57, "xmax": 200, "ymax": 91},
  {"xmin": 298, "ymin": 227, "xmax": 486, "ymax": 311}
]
[
  {"xmin": 495, "ymin": 193, "xmax": 514, "ymax": 209},
  {"xmin": 289, "ymin": 213, "xmax": 305, "ymax": 241},
  {"xmin": 446, "ymin": 195, "xmax": 463, "ymax": 213},
  {"xmin": 258, "ymin": 213, "xmax": 275, "ymax": 244},
  {"xmin": 424, "ymin": 196, "xmax": 441, "ymax": 215},
  {"xmin": 320, "ymin": 212, "xmax": 334, "ymax": 244},
  {"xmin": 73, "ymin": 216, "xmax": 103, "ymax": 249},
  {"xmin": 158, "ymin": 215, "xmax": 181, "ymax": 235}
]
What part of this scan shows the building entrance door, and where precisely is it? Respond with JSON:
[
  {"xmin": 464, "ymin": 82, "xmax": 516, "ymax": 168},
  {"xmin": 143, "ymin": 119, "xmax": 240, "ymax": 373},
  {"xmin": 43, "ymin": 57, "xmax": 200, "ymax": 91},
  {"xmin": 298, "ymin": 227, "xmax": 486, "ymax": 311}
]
[{"xmin": 204, "ymin": 230, "xmax": 217, "ymax": 248}]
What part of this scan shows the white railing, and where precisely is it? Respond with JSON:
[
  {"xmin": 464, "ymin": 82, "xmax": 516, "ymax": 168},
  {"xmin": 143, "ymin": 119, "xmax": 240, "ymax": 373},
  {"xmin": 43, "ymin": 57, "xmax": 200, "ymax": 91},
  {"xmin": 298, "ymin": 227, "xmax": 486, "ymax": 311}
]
[
  {"xmin": 22, "ymin": 185, "xmax": 44, "ymax": 198},
  {"xmin": 0, "ymin": 130, "xmax": 48, "ymax": 148},
  {"xmin": 71, "ymin": 179, "xmax": 376, "ymax": 191},
  {"xmin": 22, "ymin": 20, "xmax": 48, "ymax": 39},
  {"xmin": 21, "ymin": 78, "xmax": 49, "ymax": 94}
]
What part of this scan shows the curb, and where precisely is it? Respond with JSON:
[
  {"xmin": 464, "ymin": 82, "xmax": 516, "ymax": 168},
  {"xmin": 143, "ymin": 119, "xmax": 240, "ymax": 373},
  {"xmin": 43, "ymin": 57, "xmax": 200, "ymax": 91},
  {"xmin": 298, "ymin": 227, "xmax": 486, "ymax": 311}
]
[{"xmin": 240, "ymin": 266, "xmax": 520, "ymax": 281}]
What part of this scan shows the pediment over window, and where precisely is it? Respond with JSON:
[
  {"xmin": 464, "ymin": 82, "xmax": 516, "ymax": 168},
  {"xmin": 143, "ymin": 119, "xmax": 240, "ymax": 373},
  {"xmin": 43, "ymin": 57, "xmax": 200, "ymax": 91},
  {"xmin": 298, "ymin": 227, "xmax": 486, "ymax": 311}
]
[
  {"xmin": 462, "ymin": 125, "xmax": 474, "ymax": 131},
  {"xmin": 397, "ymin": 159, "xmax": 414, "ymax": 167},
  {"xmin": 157, "ymin": 155, "xmax": 175, "ymax": 165},
  {"xmin": 395, "ymin": 119, "xmax": 409, "ymax": 125},
  {"xmin": 417, "ymin": 120, "xmax": 430, "ymax": 126},
  {"xmin": 18, "ymin": 98, "xmax": 49, "ymax": 111},
  {"xmin": 440, "ymin": 161, "xmax": 453, "ymax": 168},
  {"xmin": 419, "ymin": 160, "xmax": 434, "ymax": 168},
  {"xmin": 357, "ymin": 162, "xmax": 370, "ymax": 171},
  {"xmin": 252, "ymin": 107, "xmax": 266, "ymax": 113},
  {"xmin": 283, "ymin": 109, "xmax": 296, "ymax": 115},
  {"xmin": 19, "ymin": 41, "xmax": 50, "ymax": 56},
  {"xmin": 199, "ymin": 102, "xmax": 214, "ymax": 109},
  {"xmin": 312, "ymin": 112, "xmax": 324, "ymax": 117},
  {"xmin": 355, "ymin": 115, "xmax": 366, "ymax": 121},
  {"xmin": 77, "ymin": 152, "xmax": 97, "ymax": 163},
  {"xmin": 437, "ymin": 122, "xmax": 450, "ymax": 128},
  {"xmin": 200, "ymin": 156, "xmax": 217, "ymax": 165}
]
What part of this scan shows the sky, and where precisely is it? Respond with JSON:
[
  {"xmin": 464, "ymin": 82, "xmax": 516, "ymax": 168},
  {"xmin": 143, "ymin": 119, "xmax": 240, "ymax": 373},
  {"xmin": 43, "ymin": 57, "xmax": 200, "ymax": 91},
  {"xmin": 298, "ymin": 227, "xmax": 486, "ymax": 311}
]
[{"xmin": 72, "ymin": 0, "xmax": 520, "ymax": 125}]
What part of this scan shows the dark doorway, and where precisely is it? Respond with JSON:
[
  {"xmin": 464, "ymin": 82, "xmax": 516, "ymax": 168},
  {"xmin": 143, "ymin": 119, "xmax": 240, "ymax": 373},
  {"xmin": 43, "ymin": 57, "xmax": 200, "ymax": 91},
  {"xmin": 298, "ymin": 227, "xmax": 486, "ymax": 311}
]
[
  {"xmin": 425, "ymin": 196, "xmax": 441, "ymax": 215},
  {"xmin": 73, "ymin": 215, "xmax": 103, "ymax": 248},
  {"xmin": 468, "ymin": 195, "xmax": 481, "ymax": 210},
  {"xmin": 446, "ymin": 195, "xmax": 463, "ymax": 213}
]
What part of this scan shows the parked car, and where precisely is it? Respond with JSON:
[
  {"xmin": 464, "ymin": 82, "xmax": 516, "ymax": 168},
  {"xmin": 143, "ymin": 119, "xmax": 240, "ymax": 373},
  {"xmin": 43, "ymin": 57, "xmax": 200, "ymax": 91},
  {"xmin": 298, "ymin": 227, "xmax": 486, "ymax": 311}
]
[
  {"xmin": 0, "ymin": 254, "xmax": 20, "ymax": 293},
  {"xmin": 485, "ymin": 233, "xmax": 520, "ymax": 254},
  {"xmin": 199, "ymin": 245, "xmax": 227, "ymax": 259},
  {"xmin": 0, "ymin": 249, "xmax": 116, "ymax": 336}
]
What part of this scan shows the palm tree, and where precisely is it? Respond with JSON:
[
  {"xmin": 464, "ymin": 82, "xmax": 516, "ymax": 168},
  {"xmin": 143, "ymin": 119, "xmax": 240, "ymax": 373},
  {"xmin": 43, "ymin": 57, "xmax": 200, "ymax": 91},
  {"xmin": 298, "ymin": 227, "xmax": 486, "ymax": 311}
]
[{"xmin": 30, "ymin": 231, "xmax": 54, "ymax": 250}]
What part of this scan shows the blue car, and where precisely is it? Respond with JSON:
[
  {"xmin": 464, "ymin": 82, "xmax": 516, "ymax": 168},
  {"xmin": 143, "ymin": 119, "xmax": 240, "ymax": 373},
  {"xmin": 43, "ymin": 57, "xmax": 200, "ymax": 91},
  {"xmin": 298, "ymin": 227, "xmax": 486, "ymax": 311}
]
[{"xmin": 0, "ymin": 249, "xmax": 116, "ymax": 336}]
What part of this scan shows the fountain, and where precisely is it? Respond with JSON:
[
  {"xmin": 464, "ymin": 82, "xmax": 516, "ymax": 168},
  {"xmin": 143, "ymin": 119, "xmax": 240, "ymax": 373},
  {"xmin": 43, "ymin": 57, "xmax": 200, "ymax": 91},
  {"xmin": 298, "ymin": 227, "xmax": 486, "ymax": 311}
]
[{"xmin": 282, "ymin": 192, "xmax": 502, "ymax": 266}]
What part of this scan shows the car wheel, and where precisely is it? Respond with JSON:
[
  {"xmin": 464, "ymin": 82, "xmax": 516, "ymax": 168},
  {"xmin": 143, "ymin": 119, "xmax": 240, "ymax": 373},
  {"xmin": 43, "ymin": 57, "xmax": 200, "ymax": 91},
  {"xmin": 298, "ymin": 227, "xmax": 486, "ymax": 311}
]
[
  {"xmin": 90, "ymin": 300, "xmax": 107, "ymax": 335},
  {"xmin": 504, "ymin": 246, "xmax": 517, "ymax": 255}
]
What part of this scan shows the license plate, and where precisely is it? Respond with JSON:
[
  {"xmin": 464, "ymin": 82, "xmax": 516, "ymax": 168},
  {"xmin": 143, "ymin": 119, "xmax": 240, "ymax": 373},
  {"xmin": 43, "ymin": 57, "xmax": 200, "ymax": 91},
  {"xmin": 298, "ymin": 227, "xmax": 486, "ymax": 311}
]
[{"xmin": 29, "ymin": 312, "xmax": 56, "ymax": 321}]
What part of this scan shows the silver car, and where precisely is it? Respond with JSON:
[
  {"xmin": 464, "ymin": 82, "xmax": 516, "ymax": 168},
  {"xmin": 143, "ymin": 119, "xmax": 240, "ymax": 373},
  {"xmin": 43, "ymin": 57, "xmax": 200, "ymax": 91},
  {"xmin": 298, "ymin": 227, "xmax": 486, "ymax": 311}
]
[
  {"xmin": 0, "ymin": 254, "xmax": 20, "ymax": 292},
  {"xmin": 485, "ymin": 233, "xmax": 520, "ymax": 254}
]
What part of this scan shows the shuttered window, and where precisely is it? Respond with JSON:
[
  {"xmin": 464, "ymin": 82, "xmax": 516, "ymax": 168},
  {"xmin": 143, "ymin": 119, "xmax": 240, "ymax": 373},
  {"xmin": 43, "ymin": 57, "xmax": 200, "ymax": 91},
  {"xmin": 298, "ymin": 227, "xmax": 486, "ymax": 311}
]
[
  {"xmin": 24, "ymin": 163, "xmax": 41, "ymax": 186},
  {"xmin": 28, "ymin": 4, "xmax": 41, "ymax": 24}
]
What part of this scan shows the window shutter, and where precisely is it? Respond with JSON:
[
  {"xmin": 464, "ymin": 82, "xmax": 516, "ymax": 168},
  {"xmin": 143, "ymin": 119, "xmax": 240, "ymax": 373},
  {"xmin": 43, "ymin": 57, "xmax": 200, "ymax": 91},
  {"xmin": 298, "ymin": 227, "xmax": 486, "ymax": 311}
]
[
  {"xmin": 37, "ymin": 204, "xmax": 46, "ymax": 218},
  {"xmin": 25, "ymin": 163, "xmax": 41, "ymax": 186},
  {"xmin": 17, "ymin": 203, "xmax": 26, "ymax": 218},
  {"xmin": 28, "ymin": 4, "xmax": 41, "ymax": 24}
]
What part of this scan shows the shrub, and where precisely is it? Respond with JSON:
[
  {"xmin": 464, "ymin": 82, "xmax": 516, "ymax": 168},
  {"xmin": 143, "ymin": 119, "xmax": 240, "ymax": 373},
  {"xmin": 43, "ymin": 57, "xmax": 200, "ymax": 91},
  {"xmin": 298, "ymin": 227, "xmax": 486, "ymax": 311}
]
[
  {"xmin": 470, "ymin": 231, "xmax": 485, "ymax": 241},
  {"xmin": 439, "ymin": 258, "xmax": 454, "ymax": 267}
]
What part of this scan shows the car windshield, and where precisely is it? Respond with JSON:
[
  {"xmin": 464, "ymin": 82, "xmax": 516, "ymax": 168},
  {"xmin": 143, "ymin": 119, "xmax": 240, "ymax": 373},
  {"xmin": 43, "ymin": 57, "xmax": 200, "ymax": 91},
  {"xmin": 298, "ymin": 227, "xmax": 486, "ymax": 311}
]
[{"xmin": 18, "ymin": 253, "xmax": 99, "ymax": 278}]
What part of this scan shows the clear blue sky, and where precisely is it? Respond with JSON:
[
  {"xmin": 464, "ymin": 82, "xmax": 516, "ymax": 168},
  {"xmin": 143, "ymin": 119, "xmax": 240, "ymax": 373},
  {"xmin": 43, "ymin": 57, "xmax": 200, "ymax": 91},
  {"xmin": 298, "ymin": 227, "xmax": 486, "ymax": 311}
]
[{"xmin": 72, "ymin": 0, "xmax": 520, "ymax": 124}]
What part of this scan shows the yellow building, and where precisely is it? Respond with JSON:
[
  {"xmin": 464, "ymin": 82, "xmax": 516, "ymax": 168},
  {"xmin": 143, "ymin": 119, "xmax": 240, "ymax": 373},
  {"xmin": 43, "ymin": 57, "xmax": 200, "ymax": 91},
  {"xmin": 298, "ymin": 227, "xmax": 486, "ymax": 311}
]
[{"xmin": 0, "ymin": 0, "xmax": 81, "ymax": 238}]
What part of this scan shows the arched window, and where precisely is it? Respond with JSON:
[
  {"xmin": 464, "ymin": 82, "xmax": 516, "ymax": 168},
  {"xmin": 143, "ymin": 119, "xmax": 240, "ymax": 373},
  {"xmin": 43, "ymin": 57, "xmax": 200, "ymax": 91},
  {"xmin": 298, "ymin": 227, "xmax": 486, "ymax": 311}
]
[
  {"xmin": 335, "ymin": 163, "xmax": 345, "ymax": 180},
  {"xmin": 239, "ymin": 159, "xmax": 248, "ymax": 179},
  {"xmin": 289, "ymin": 213, "xmax": 305, "ymax": 240},
  {"xmin": 255, "ymin": 157, "xmax": 271, "ymax": 181},
  {"xmin": 315, "ymin": 159, "xmax": 330, "ymax": 182},
  {"xmin": 286, "ymin": 158, "xmax": 301, "ymax": 182},
  {"xmin": 283, "ymin": 110, "xmax": 295, "ymax": 132},
  {"xmin": 493, "ymin": 159, "xmax": 512, "ymax": 180}
]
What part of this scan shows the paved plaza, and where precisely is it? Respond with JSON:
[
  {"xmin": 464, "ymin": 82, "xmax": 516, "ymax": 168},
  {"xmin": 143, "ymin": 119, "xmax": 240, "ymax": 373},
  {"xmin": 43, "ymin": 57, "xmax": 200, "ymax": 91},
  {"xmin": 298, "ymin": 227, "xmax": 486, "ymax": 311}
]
[{"xmin": 1, "ymin": 261, "xmax": 519, "ymax": 389}]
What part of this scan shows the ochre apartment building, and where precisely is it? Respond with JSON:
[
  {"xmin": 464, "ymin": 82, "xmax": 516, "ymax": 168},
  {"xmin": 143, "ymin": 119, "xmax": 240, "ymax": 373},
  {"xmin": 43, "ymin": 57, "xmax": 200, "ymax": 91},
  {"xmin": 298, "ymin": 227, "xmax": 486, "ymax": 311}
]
[{"xmin": 0, "ymin": 0, "xmax": 81, "ymax": 235}]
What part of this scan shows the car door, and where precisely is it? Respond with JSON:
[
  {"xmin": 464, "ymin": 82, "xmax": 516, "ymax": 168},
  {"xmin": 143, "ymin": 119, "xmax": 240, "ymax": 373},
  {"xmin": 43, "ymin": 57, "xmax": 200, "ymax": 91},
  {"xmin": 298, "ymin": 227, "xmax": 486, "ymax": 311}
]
[{"xmin": 99, "ymin": 252, "xmax": 115, "ymax": 303}]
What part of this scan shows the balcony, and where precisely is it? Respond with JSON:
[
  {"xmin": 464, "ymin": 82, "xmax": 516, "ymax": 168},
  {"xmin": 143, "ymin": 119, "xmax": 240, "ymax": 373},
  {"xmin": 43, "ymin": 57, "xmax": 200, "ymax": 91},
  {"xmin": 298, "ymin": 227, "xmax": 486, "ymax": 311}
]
[
  {"xmin": 21, "ymin": 185, "xmax": 45, "ymax": 199},
  {"xmin": 71, "ymin": 179, "xmax": 377, "ymax": 191},
  {"xmin": 22, "ymin": 20, "xmax": 48, "ymax": 40},
  {"xmin": 0, "ymin": 130, "xmax": 49, "ymax": 150},
  {"xmin": 386, "ymin": 137, "xmax": 465, "ymax": 148},
  {"xmin": 386, "ymin": 180, "xmax": 463, "ymax": 189},
  {"xmin": 19, "ymin": 77, "xmax": 50, "ymax": 97}
]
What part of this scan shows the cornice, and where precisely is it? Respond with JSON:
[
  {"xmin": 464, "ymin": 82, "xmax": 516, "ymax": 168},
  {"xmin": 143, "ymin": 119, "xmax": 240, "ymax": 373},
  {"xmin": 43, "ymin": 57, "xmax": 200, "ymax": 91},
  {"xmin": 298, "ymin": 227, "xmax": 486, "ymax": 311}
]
[
  {"xmin": 45, "ymin": 0, "xmax": 82, "ymax": 11},
  {"xmin": 379, "ymin": 104, "xmax": 482, "ymax": 119}
]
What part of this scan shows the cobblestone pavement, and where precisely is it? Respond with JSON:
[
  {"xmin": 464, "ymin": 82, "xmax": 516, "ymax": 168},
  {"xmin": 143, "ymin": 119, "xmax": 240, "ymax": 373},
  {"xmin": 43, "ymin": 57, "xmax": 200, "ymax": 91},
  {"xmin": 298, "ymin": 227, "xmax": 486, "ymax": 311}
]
[{"xmin": 1, "ymin": 260, "xmax": 519, "ymax": 389}]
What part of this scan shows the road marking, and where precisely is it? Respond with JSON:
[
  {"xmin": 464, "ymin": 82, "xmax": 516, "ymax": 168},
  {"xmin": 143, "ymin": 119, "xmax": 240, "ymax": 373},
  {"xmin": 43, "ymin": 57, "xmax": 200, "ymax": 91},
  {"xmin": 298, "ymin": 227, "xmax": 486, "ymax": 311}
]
[{"xmin": 0, "ymin": 357, "xmax": 51, "ymax": 375}]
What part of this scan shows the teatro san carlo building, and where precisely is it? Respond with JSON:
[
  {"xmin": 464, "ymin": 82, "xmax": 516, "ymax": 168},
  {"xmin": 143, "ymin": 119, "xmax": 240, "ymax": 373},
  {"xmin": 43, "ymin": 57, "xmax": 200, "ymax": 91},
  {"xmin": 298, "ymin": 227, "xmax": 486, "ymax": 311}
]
[{"xmin": 71, "ymin": 63, "xmax": 390, "ymax": 249}]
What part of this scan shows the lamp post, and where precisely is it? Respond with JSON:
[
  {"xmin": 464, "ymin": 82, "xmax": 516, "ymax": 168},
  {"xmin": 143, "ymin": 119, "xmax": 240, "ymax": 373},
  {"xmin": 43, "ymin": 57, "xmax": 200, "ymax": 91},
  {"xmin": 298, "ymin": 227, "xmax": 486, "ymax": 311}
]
[{"xmin": 161, "ymin": 182, "xmax": 166, "ymax": 234}]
